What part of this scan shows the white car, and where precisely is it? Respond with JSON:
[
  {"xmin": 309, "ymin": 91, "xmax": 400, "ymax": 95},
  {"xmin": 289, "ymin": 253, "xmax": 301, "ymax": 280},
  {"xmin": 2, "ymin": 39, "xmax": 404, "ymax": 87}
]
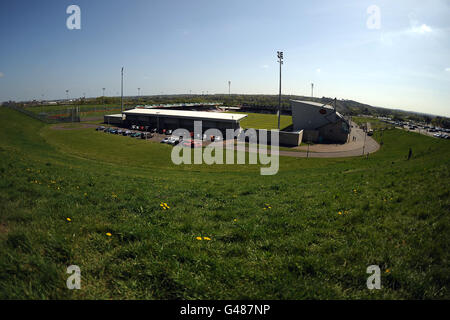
[{"xmin": 167, "ymin": 137, "xmax": 180, "ymax": 145}]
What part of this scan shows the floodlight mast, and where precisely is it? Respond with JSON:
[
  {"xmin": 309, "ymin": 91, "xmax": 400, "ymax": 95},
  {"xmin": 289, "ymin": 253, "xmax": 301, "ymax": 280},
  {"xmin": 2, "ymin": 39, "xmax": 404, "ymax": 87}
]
[
  {"xmin": 121, "ymin": 67, "xmax": 124, "ymax": 113},
  {"xmin": 277, "ymin": 51, "xmax": 283, "ymax": 130}
]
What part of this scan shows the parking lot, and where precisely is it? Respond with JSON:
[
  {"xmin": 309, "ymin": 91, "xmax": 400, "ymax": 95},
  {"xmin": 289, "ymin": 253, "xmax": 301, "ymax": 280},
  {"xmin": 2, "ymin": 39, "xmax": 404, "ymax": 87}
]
[{"xmin": 95, "ymin": 125, "xmax": 224, "ymax": 147}]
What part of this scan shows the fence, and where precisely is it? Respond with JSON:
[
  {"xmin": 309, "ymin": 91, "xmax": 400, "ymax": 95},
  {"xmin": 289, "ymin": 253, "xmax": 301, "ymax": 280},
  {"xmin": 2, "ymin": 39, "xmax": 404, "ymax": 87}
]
[{"xmin": 6, "ymin": 104, "xmax": 80, "ymax": 123}]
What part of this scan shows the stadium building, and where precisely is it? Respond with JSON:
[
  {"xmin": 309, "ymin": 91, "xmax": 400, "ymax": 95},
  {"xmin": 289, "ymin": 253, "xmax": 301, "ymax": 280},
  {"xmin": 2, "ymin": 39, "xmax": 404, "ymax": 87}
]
[
  {"xmin": 105, "ymin": 108, "xmax": 247, "ymax": 134},
  {"xmin": 290, "ymin": 100, "xmax": 350, "ymax": 143}
]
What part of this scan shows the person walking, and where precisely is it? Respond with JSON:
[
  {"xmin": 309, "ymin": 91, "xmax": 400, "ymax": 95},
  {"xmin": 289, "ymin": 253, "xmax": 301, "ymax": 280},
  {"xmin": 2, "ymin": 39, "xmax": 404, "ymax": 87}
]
[{"xmin": 407, "ymin": 147, "xmax": 412, "ymax": 160}]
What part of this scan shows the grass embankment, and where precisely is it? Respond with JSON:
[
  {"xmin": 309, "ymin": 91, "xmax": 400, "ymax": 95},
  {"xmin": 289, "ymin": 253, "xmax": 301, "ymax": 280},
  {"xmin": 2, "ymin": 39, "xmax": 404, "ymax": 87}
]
[{"xmin": 0, "ymin": 108, "xmax": 449, "ymax": 299}]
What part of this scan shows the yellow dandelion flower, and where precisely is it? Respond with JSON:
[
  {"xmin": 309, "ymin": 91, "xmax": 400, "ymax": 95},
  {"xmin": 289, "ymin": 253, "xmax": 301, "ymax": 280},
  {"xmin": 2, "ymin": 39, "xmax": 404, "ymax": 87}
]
[
  {"xmin": 338, "ymin": 211, "xmax": 342, "ymax": 215},
  {"xmin": 385, "ymin": 269, "xmax": 390, "ymax": 273},
  {"xmin": 195, "ymin": 236, "xmax": 202, "ymax": 240},
  {"xmin": 203, "ymin": 237, "xmax": 211, "ymax": 241},
  {"xmin": 233, "ymin": 218, "xmax": 237, "ymax": 222},
  {"xmin": 84, "ymin": 193, "xmax": 87, "ymax": 196},
  {"xmin": 106, "ymin": 232, "xmax": 112, "ymax": 237},
  {"xmin": 66, "ymin": 218, "xmax": 71, "ymax": 222}
]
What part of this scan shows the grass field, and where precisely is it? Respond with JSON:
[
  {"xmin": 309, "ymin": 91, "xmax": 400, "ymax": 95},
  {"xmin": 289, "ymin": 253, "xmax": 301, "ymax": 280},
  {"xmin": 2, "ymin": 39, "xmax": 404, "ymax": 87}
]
[
  {"xmin": 0, "ymin": 107, "xmax": 449, "ymax": 299},
  {"xmin": 229, "ymin": 112, "xmax": 292, "ymax": 130},
  {"xmin": 25, "ymin": 104, "xmax": 123, "ymax": 121},
  {"xmin": 353, "ymin": 116, "xmax": 394, "ymax": 130},
  {"xmin": 25, "ymin": 104, "xmax": 120, "ymax": 113}
]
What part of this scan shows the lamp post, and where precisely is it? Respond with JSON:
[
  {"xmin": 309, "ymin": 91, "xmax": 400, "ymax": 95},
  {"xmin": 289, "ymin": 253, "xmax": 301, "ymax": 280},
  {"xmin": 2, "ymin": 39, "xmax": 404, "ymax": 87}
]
[
  {"xmin": 362, "ymin": 129, "xmax": 367, "ymax": 155},
  {"xmin": 277, "ymin": 51, "xmax": 284, "ymax": 130}
]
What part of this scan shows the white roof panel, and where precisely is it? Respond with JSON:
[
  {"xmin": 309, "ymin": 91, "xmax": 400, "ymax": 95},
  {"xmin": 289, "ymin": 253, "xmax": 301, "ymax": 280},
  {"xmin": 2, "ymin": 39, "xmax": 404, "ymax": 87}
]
[{"xmin": 123, "ymin": 108, "xmax": 247, "ymax": 121}]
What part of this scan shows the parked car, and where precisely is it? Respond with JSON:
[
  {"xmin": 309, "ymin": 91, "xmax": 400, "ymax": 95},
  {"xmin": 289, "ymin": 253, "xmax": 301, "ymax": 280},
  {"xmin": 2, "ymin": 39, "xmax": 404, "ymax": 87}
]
[
  {"xmin": 131, "ymin": 132, "xmax": 141, "ymax": 138},
  {"xmin": 182, "ymin": 140, "xmax": 202, "ymax": 148},
  {"xmin": 117, "ymin": 129, "xmax": 123, "ymax": 135},
  {"xmin": 151, "ymin": 128, "xmax": 158, "ymax": 133},
  {"xmin": 165, "ymin": 129, "xmax": 173, "ymax": 135},
  {"xmin": 161, "ymin": 137, "xmax": 170, "ymax": 144},
  {"xmin": 96, "ymin": 126, "xmax": 105, "ymax": 131},
  {"xmin": 141, "ymin": 132, "xmax": 152, "ymax": 139},
  {"xmin": 167, "ymin": 137, "xmax": 180, "ymax": 145},
  {"xmin": 123, "ymin": 130, "xmax": 131, "ymax": 136}
]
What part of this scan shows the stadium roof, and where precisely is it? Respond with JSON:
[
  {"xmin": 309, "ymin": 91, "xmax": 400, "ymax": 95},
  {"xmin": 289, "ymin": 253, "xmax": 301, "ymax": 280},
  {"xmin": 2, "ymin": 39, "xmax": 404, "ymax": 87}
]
[
  {"xmin": 291, "ymin": 100, "xmax": 334, "ymax": 110},
  {"xmin": 123, "ymin": 108, "xmax": 247, "ymax": 121}
]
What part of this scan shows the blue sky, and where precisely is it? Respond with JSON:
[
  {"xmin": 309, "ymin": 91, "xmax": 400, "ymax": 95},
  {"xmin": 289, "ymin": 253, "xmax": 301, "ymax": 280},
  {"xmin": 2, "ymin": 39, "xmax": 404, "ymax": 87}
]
[{"xmin": 0, "ymin": 0, "xmax": 449, "ymax": 116}]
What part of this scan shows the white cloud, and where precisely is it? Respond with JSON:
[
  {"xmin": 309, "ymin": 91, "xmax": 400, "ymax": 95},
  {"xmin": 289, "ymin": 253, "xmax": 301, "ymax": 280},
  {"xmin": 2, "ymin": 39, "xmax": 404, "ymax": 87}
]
[
  {"xmin": 446, "ymin": 67, "xmax": 450, "ymax": 72},
  {"xmin": 410, "ymin": 24, "xmax": 432, "ymax": 34},
  {"xmin": 0, "ymin": 72, "xmax": 4, "ymax": 78},
  {"xmin": 261, "ymin": 64, "xmax": 269, "ymax": 69}
]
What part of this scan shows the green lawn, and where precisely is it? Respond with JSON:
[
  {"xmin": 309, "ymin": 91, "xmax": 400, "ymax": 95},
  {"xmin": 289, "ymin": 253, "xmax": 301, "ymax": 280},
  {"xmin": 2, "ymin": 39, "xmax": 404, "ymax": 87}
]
[
  {"xmin": 229, "ymin": 112, "xmax": 293, "ymax": 130},
  {"xmin": 26, "ymin": 104, "xmax": 121, "ymax": 114},
  {"xmin": 353, "ymin": 116, "xmax": 394, "ymax": 130},
  {"xmin": 0, "ymin": 108, "xmax": 449, "ymax": 299}
]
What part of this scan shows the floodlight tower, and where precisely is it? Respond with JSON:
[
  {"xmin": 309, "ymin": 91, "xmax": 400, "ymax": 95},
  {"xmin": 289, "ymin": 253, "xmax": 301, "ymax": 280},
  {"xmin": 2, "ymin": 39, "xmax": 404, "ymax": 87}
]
[
  {"xmin": 228, "ymin": 80, "xmax": 231, "ymax": 95},
  {"xmin": 102, "ymin": 88, "xmax": 106, "ymax": 111},
  {"xmin": 121, "ymin": 67, "xmax": 124, "ymax": 113},
  {"xmin": 277, "ymin": 51, "xmax": 284, "ymax": 130},
  {"xmin": 311, "ymin": 83, "xmax": 314, "ymax": 97},
  {"xmin": 65, "ymin": 89, "xmax": 69, "ymax": 100},
  {"xmin": 138, "ymin": 87, "xmax": 140, "ymax": 97}
]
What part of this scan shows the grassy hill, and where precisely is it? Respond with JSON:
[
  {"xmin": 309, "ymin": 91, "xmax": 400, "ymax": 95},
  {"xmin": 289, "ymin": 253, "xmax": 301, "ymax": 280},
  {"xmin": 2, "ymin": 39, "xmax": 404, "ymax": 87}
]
[{"xmin": 0, "ymin": 107, "xmax": 449, "ymax": 299}]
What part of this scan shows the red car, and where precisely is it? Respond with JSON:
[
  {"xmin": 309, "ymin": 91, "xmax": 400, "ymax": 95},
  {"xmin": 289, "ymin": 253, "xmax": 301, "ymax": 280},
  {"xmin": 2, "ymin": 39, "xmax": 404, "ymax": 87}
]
[{"xmin": 182, "ymin": 140, "xmax": 202, "ymax": 148}]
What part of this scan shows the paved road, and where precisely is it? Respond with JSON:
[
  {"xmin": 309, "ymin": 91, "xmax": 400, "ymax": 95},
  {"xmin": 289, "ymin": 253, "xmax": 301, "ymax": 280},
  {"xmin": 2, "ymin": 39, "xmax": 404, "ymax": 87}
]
[{"xmin": 220, "ymin": 124, "xmax": 380, "ymax": 158}]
